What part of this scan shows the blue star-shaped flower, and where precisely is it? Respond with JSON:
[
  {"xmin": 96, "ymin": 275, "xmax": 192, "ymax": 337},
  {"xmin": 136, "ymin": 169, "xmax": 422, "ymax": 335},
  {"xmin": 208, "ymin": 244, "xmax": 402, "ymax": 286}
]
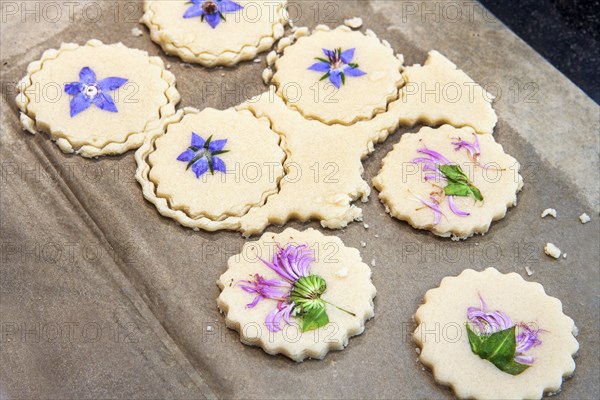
[
  {"xmin": 64, "ymin": 67, "xmax": 128, "ymax": 117},
  {"xmin": 308, "ymin": 48, "xmax": 366, "ymax": 89},
  {"xmin": 183, "ymin": 0, "xmax": 244, "ymax": 29},
  {"xmin": 177, "ymin": 133, "xmax": 229, "ymax": 178}
]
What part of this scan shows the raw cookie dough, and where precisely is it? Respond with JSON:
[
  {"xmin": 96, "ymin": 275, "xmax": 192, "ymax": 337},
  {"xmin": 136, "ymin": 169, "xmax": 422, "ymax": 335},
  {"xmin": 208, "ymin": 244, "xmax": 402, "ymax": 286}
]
[
  {"xmin": 271, "ymin": 25, "xmax": 404, "ymax": 125},
  {"xmin": 15, "ymin": 39, "xmax": 179, "ymax": 158},
  {"xmin": 217, "ymin": 228, "xmax": 376, "ymax": 361},
  {"xmin": 373, "ymin": 124, "xmax": 523, "ymax": 239},
  {"xmin": 136, "ymin": 107, "xmax": 285, "ymax": 227},
  {"xmin": 393, "ymin": 50, "xmax": 498, "ymax": 134},
  {"xmin": 142, "ymin": 0, "xmax": 287, "ymax": 67},
  {"xmin": 414, "ymin": 268, "xmax": 578, "ymax": 399}
]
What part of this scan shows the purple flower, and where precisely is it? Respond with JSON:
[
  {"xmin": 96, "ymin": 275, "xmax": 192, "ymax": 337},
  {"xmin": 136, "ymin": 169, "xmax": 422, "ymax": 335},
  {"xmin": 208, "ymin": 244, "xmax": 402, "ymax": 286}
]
[
  {"xmin": 255, "ymin": 244, "xmax": 316, "ymax": 332},
  {"xmin": 468, "ymin": 295, "xmax": 542, "ymax": 364},
  {"xmin": 452, "ymin": 133, "xmax": 481, "ymax": 163},
  {"xmin": 64, "ymin": 67, "xmax": 127, "ymax": 117},
  {"xmin": 308, "ymin": 48, "xmax": 366, "ymax": 89},
  {"xmin": 413, "ymin": 193, "xmax": 445, "ymax": 225},
  {"xmin": 238, "ymin": 274, "xmax": 290, "ymax": 308},
  {"xmin": 447, "ymin": 196, "xmax": 470, "ymax": 217},
  {"xmin": 177, "ymin": 133, "xmax": 229, "ymax": 178},
  {"xmin": 259, "ymin": 244, "xmax": 315, "ymax": 283},
  {"xmin": 184, "ymin": 0, "xmax": 243, "ymax": 29}
]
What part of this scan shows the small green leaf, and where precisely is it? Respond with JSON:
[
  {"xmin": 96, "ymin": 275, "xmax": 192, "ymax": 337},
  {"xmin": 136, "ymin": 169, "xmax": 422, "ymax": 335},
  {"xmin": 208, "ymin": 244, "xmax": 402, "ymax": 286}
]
[
  {"xmin": 211, "ymin": 150, "xmax": 230, "ymax": 156},
  {"xmin": 444, "ymin": 182, "xmax": 472, "ymax": 197},
  {"xmin": 466, "ymin": 324, "xmax": 530, "ymax": 376},
  {"xmin": 438, "ymin": 164, "xmax": 469, "ymax": 183},
  {"xmin": 300, "ymin": 304, "xmax": 329, "ymax": 332},
  {"xmin": 315, "ymin": 57, "xmax": 330, "ymax": 63},
  {"xmin": 204, "ymin": 135, "xmax": 213, "ymax": 150},
  {"xmin": 219, "ymin": 11, "xmax": 226, "ymax": 21},
  {"xmin": 469, "ymin": 185, "xmax": 484, "ymax": 201},
  {"xmin": 340, "ymin": 72, "xmax": 346, "ymax": 85}
]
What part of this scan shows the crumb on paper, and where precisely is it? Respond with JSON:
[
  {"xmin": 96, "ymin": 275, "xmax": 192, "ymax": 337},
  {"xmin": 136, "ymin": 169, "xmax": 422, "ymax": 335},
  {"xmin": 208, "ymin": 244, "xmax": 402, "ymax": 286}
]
[
  {"xmin": 344, "ymin": 17, "xmax": 363, "ymax": 29},
  {"xmin": 563, "ymin": 253, "xmax": 567, "ymax": 259},
  {"xmin": 364, "ymin": 223, "xmax": 370, "ymax": 229},
  {"xmin": 181, "ymin": 63, "xmax": 193, "ymax": 69},
  {"xmin": 166, "ymin": 64, "xmax": 171, "ymax": 69},
  {"xmin": 206, "ymin": 325, "xmax": 214, "ymax": 332},
  {"xmin": 335, "ymin": 267, "xmax": 349, "ymax": 278},
  {"xmin": 572, "ymin": 325, "xmax": 579, "ymax": 337},
  {"xmin": 131, "ymin": 27, "xmax": 143, "ymax": 37},
  {"xmin": 360, "ymin": 241, "xmax": 366, "ymax": 248},
  {"xmin": 371, "ymin": 259, "xmax": 376, "ymax": 267},
  {"xmin": 253, "ymin": 57, "xmax": 261, "ymax": 63},
  {"xmin": 525, "ymin": 266, "xmax": 534, "ymax": 276},
  {"xmin": 541, "ymin": 208, "xmax": 557, "ymax": 218},
  {"xmin": 544, "ymin": 243, "xmax": 561, "ymax": 259},
  {"xmin": 415, "ymin": 347, "xmax": 421, "ymax": 355},
  {"xmin": 579, "ymin": 213, "xmax": 591, "ymax": 224}
]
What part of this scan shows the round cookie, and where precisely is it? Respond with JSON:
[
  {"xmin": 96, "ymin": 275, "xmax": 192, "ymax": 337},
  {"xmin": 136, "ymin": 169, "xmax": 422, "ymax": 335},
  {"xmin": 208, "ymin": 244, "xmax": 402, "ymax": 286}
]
[
  {"xmin": 373, "ymin": 124, "xmax": 523, "ymax": 239},
  {"xmin": 136, "ymin": 107, "xmax": 285, "ymax": 228},
  {"xmin": 15, "ymin": 40, "xmax": 179, "ymax": 158},
  {"xmin": 271, "ymin": 25, "xmax": 404, "ymax": 125},
  {"xmin": 142, "ymin": 0, "xmax": 287, "ymax": 67},
  {"xmin": 414, "ymin": 268, "xmax": 578, "ymax": 399},
  {"xmin": 217, "ymin": 227, "xmax": 376, "ymax": 361}
]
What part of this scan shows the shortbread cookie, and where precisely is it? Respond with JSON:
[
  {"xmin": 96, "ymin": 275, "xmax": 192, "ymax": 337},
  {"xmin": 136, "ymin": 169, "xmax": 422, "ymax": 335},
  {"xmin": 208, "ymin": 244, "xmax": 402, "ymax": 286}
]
[
  {"xmin": 414, "ymin": 268, "xmax": 578, "ymax": 399},
  {"xmin": 136, "ymin": 107, "xmax": 285, "ymax": 228},
  {"xmin": 393, "ymin": 50, "xmax": 498, "ymax": 134},
  {"xmin": 15, "ymin": 39, "xmax": 179, "ymax": 158},
  {"xmin": 271, "ymin": 25, "xmax": 404, "ymax": 125},
  {"xmin": 373, "ymin": 124, "xmax": 522, "ymax": 239},
  {"xmin": 217, "ymin": 228, "xmax": 376, "ymax": 361},
  {"xmin": 142, "ymin": 0, "xmax": 287, "ymax": 67}
]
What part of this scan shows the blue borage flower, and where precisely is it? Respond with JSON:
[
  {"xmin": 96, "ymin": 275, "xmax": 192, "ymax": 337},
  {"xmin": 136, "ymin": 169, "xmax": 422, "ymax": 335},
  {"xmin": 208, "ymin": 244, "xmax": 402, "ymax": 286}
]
[
  {"xmin": 64, "ymin": 67, "xmax": 128, "ymax": 117},
  {"xmin": 308, "ymin": 47, "xmax": 366, "ymax": 89},
  {"xmin": 177, "ymin": 133, "xmax": 229, "ymax": 178},
  {"xmin": 183, "ymin": 0, "xmax": 243, "ymax": 29}
]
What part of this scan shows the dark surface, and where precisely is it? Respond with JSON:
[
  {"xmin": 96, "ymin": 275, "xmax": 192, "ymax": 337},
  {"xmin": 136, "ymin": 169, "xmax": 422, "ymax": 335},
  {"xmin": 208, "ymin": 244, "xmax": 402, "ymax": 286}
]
[{"xmin": 479, "ymin": 0, "xmax": 600, "ymax": 103}]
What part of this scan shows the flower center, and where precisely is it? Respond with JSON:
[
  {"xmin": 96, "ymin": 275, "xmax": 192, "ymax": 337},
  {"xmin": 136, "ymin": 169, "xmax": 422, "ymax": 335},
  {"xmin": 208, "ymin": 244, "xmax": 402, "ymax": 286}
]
[
  {"xmin": 202, "ymin": 0, "xmax": 218, "ymax": 14},
  {"xmin": 82, "ymin": 84, "xmax": 99, "ymax": 99}
]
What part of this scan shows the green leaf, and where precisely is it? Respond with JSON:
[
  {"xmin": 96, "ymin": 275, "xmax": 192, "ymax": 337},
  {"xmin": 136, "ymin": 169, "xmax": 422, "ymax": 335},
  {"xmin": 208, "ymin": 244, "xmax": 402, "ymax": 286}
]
[
  {"xmin": 466, "ymin": 324, "xmax": 530, "ymax": 375},
  {"xmin": 469, "ymin": 185, "xmax": 484, "ymax": 201},
  {"xmin": 315, "ymin": 57, "xmax": 330, "ymax": 63},
  {"xmin": 438, "ymin": 164, "xmax": 469, "ymax": 183},
  {"xmin": 320, "ymin": 72, "xmax": 331, "ymax": 81},
  {"xmin": 300, "ymin": 304, "xmax": 329, "ymax": 332},
  {"xmin": 211, "ymin": 150, "xmax": 230, "ymax": 156},
  {"xmin": 444, "ymin": 182, "xmax": 472, "ymax": 197},
  {"xmin": 340, "ymin": 72, "xmax": 346, "ymax": 85},
  {"xmin": 204, "ymin": 135, "xmax": 213, "ymax": 150}
]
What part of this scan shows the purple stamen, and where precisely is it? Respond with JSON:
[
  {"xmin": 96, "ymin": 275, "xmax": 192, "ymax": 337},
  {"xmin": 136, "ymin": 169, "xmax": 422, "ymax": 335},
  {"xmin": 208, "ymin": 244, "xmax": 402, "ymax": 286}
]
[{"xmin": 447, "ymin": 196, "xmax": 470, "ymax": 217}]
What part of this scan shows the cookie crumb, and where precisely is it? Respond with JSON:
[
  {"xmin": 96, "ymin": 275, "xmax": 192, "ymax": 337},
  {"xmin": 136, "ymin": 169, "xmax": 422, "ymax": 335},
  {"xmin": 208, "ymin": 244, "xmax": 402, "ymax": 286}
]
[
  {"xmin": 525, "ymin": 266, "xmax": 534, "ymax": 276},
  {"xmin": 181, "ymin": 63, "xmax": 193, "ymax": 69},
  {"xmin": 544, "ymin": 243, "xmax": 561, "ymax": 259},
  {"xmin": 541, "ymin": 208, "xmax": 557, "ymax": 218},
  {"xmin": 206, "ymin": 325, "xmax": 214, "ymax": 332},
  {"xmin": 415, "ymin": 347, "xmax": 421, "ymax": 355},
  {"xmin": 371, "ymin": 259, "xmax": 376, "ymax": 267},
  {"xmin": 363, "ymin": 223, "xmax": 370, "ymax": 229},
  {"xmin": 360, "ymin": 241, "xmax": 366, "ymax": 248},
  {"xmin": 579, "ymin": 213, "xmax": 591, "ymax": 224},
  {"xmin": 166, "ymin": 64, "xmax": 171, "ymax": 69},
  {"xmin": 131, "ymin": 27, "xmax": 143, "ymax": 37},
  {"xmin": 253, "ymin": 57, "xmax": 261, "ymax": 63},
  {"xmin": 374, "ymin": 234, "xmax": 379, "ymax": 238},
  {"xmin": 344, "ymin": 17, "xmax": 363, "ymax": 29},
  {"xmin": 563, "ymin": 253, "xmax": 567, "ymax": 259}
]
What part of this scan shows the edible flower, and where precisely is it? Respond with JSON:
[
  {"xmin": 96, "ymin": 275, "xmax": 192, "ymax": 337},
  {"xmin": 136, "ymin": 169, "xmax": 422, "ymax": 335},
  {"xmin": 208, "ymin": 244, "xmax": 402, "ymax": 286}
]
[
  {"xmin": 466, "ymin": 294, "xmax": 542, "ymax": 375},
  {"xmin": 308, "ymin": 48, "xmax": 366, "ymax": 88},
  {"xmin": 238, "ymin": 244, "xmax": 355, "ymax": 333},
  {"xmin": 177, "ymin": 133, "xmax": 229, "ymax": 178},
  {"xmin": 64, "ymin": 67, "xmax": 127, "ymax": 117},
  {"xmin": 183, "ymin": 0, "xmax": 244, "ymax": 29}
]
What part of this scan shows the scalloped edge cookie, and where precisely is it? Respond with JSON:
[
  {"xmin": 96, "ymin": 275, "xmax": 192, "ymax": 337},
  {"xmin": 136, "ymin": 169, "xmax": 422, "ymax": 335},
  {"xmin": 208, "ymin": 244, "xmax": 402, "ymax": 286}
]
[
  {"xmin": 373, "ymin": 124, "xmax": 523, "ymax": 240},
  {"xmin": 217, "ymin": 227, "xmax": 376, "ymax": 362},
  {"xmin": 414, "ymin": 268, "xmax": 578, "ymax": 399},
  {"xmin": 266, "ymin": 24, "xmax": 404, "ymax": 126},
  {"xmin": 141, "ymin": 0, "xmax": 287, "ymax": 67},
  {"xmin": 15, "ymin": 39, "xmax": 180, "ymax": 158},
  {"xmin": 135, "ymin": 106, "xmax": 288, "ymax": 231}
]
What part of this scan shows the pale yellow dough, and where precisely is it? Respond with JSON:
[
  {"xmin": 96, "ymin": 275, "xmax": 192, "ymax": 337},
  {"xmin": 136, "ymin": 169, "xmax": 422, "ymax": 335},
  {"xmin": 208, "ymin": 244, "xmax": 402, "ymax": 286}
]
[
  {"xmin": 138, "ymin": 107, "xmax": 285, "ymax": 224},
  {"xmin": 271, "ymin": 25, "xmax": 404, "ymax": 125},
  {"xmin": 142, "ymin": 0, "xmax": 287, "ymax": 67},
  {"xmin": 414, "ymin": 268, "xmax": 578, "ymax": 399},
  {"xmin": 15, "ymin": 39, "xmax": 180, "ymax": 158},
  {"xmin": 217, "ymin": 228, "xmax": 376, "ymax": 362},
  {"xmin": 373, "ymin": 125, "xmax": 522, "ymax": 239}
]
